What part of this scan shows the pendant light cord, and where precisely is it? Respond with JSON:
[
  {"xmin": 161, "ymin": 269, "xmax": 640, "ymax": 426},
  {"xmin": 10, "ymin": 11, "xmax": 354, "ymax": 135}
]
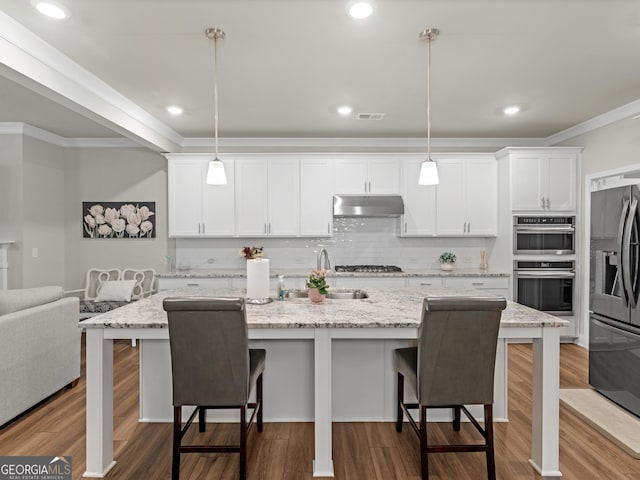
[
  {"xmin": 426, "ymin": 34, "xmax": 431, "ymax": 162},
  {"xmin": 213, "ymin": 34, "xmax": 219, "ymax": 159}
]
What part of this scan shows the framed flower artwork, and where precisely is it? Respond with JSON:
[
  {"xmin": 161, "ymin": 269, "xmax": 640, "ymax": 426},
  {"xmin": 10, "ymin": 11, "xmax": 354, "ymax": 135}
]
[{"xmin": 82, "ymin": 202, "xmax": 156, "ymax": 239}]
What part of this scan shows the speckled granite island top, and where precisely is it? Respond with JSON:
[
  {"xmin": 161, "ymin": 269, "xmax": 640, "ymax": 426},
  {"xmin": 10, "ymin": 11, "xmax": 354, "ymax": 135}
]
[
  {"xmin": 81, "ymin": 287, "xmax": 566, "ymax": 330},
  {"xmin": 156, "ymin": 268, "xmax": 509, "ymax": 279}
]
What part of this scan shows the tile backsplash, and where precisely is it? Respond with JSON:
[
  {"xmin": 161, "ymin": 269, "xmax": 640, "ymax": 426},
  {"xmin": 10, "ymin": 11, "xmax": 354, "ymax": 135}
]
[{"xmin": 174, "ymin": 218, "xmax": 498, "ymax": 272}]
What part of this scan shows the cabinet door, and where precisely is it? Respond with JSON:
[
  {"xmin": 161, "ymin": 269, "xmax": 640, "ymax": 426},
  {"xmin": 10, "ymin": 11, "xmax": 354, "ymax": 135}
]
[
  {"xmin": 436, "ymin": 159, "xmax": 467, "ymax": 235},
  {"xmin": 300, "ymin": 159, "xmax": 333, "ymax": 236},
  {"xmin": 466, "ymin": 158, "xmax": 497, "ymax": 235},
  {"xmin": 547, "ymin": 154, "xmax": 576, "ymax": 211},
  {"xmin": 268, "ymin": 159, "xmax": 300, "ymax": 236},
  {"xmin": 368, "ymin": 158, "xmax": 400, "ymax": 193},
  {"xmin": 202, "ymin": 158, "xmax": 236, "ymax": 236},
  {"xmin": 167, "ymin": 158, "xmax": 203, "ymax": 237},
  {"xmin": 401, "ymin": 158, "xmax": 436, "ymax": 236},
  {"xmin": 511, "ymin": 155, "xmax": 545, "ymax": 211},
  {"xmin": 334, "ymin": 158, "xmax": 368, "ymax": 194},
  {"xmin": 235, "ymin": 159, "xmax": 269, "ymax": 236}
]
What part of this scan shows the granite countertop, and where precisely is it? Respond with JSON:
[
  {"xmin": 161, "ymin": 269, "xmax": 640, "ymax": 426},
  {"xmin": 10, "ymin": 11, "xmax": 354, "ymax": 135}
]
[
  {"xmin": 81, "ymin": 287, "xmax": 566, "ymax": 330},
  {"xmin": 157, "ymin": 268, "xmax": 510, "ymax": 279}
]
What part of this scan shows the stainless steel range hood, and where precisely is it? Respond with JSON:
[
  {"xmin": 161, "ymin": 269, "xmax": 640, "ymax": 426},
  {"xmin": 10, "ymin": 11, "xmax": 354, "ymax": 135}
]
[{"xmin": 333, "ymin": 194, "xmax": 405, "ymax": 217}]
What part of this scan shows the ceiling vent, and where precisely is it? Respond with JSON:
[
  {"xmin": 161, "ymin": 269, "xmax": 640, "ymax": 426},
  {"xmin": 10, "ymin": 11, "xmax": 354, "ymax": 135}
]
[{"xmin": 356, "ymin": 112, "xmax": 385, "ymax": 121}]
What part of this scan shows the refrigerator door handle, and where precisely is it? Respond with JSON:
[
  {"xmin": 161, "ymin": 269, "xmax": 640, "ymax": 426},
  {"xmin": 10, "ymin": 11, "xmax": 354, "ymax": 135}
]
[
  {"xmin": 618, "ymin": 199, "xmax": 631, "ymax": 307},
  {"xmin": 623, "ymin": 198, "xmax": 638, "ymax": 307}
]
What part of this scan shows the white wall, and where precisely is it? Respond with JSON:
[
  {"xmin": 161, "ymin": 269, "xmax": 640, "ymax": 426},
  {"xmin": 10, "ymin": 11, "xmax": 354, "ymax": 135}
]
[
  {"xmin": 0, "ymin": 134, "xmax": 23, "ymax": 287},
  {"xmin": 63, "ymin": 147, "xmax": 174, "ymax": 289},
  {"xmin": 22, "ymin": 136, "xmax": 66, "ymax": 287}
]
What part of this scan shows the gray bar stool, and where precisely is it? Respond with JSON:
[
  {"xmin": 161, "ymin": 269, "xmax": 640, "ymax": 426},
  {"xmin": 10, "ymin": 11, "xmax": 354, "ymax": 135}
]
[
  {"xmin": 163, "ymin": 297, "xmax": 265, "ymax": 480},
  {"xmin": 395, "ymin": 296, "xmax": 507, "ymax": 480}
]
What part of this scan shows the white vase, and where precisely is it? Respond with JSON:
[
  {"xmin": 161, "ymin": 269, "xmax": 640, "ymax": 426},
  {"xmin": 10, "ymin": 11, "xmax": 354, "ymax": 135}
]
[{"xmin": 440, "ymin": 262, "xmax": 454, "ymax": 271}]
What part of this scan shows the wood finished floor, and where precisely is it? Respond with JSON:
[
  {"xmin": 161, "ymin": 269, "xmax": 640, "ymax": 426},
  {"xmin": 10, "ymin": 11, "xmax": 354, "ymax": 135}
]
[{"xmin": 0, "ymin": 337, "xmax": 638, "ymax": 479}]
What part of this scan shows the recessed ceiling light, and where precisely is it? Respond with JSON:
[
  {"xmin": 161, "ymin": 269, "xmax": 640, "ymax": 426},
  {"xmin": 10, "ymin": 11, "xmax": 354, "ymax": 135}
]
[
  {"xmin": 337, "ymin": 106, "xmax": 353, "ymax": 116},
  {"xmin": 347, "ymin": 1, "xmax": 374, "ymax": 19},
  {"xmin": 503, "ymin": 105, "xmax": 521, "ymax": 115},
  {"xmin": 31, "ymin": 0, "xmax": 70, "ymax": 19},
  {"xmin": 166, "ymin": 105, "xmax": 184, "ymax": 116}
]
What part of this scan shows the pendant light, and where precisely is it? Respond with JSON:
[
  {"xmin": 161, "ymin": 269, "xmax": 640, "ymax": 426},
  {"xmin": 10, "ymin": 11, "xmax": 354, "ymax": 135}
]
[
  {"xmin": 418, "ymin": 28, "xmax": 439, "ymax": 185},
  {"xmin": 205, "ymin": 27, "xmax": 227, "ymax": 185}
]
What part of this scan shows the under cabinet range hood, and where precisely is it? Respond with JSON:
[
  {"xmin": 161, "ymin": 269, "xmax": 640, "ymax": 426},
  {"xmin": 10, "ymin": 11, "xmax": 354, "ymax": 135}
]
[{"xmin": 333, "ymin": 195, "xmax": 405, "ymax": 217}]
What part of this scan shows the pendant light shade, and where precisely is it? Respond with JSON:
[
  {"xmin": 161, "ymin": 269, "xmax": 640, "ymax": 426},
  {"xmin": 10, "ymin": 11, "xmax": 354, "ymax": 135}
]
[
  {"xmin": 205, "ymin": 27, "xmax": 227, "ymax": 185},
  {"xmin": 418, "ymin": 160, "xmax": 439, "ymax": 185},
  {"xmin": 418, "ymin": 28, "xmax": 439, "ymax": 186},
  {"xmin": 206, "ymin": 158, "xmax": 227, "ymax": 185}
]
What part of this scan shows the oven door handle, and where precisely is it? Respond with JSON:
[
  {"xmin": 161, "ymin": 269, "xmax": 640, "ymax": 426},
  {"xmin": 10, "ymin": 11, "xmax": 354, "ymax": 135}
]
[
  {"xmin": 514, "ymin": 226, "xmax": 575, "ymax": 233},
  {"xmin": 514, "ymin": 271, "xmax": 575, "ymax": 278}
]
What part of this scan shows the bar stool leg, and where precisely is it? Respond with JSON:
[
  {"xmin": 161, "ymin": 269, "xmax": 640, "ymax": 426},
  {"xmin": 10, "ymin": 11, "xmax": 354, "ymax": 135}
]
[
  {"xmin": 420, "ymin": 405, "xmax": 429, "ymax": 480},
  {"xmin": 172, "ymin": 406, "xmax": 181, "ymax": 480},
  {"xmin": 396, "ymin": 372, "xmax": 404, "ymax": 432},
  {"xmin": 485, "ymin": 405, "xmax": 496, "ymax": 480}
]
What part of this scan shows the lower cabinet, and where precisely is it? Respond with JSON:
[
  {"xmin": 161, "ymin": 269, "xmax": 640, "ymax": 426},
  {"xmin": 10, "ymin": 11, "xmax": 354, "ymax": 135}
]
[
  {"xmin": 443, "ymin": 277, "xmax": 510, "ymax": 297},
  {"xmin": 157, "ymin": 277, "xmax": 233, "ymax": 290}
]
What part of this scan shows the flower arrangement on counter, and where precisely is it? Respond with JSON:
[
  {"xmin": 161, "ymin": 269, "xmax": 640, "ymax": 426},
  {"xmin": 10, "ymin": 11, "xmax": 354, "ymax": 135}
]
[
  {"xmin": 439, "ymin": 252, "xmax": 457, "ymax": 264},
  {"xmin": 239, "ymin": 246, "xmax": 264, "ymax": 260},
  {"xmin": 306, "ymin": 269, "xmax": 330, "ymax": 294}
]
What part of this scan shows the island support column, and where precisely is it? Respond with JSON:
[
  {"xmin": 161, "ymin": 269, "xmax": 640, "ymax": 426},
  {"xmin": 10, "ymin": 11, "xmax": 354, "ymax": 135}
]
[
  {"xmin": 529, "ymin": 326, "xmax": 562, "ymax": 478},
  {"xmin": 313, "ymin": 328, "xmax": 334, "ymax": 477},
  {"xmin": 84, "ymin": 329, "xmax": 116, "ymax": 477}
]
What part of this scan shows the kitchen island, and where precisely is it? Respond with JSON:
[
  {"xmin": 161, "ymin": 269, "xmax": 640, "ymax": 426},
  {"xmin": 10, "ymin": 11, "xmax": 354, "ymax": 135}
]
[{"xmin": 81, "ymin": 287, "xmax": 566, "ymax": 478}]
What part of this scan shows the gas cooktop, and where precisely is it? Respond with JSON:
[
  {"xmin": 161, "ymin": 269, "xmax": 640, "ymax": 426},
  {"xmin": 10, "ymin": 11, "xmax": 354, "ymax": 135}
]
[{"xmin": 334, "ymin": 265, "xmax": 403, "ymax": 273}]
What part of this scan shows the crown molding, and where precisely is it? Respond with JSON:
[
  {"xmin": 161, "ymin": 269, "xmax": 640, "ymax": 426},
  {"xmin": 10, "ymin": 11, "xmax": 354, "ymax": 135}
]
[{"xmin": 546, "ymin": 98, "xmax": 640, "ymax": 145}]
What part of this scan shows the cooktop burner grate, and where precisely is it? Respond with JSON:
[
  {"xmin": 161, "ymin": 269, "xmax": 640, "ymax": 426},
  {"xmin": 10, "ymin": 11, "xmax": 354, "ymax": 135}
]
[{"xmin": 335, "ymin": 265, "xmax": 403, "ymax": 273}]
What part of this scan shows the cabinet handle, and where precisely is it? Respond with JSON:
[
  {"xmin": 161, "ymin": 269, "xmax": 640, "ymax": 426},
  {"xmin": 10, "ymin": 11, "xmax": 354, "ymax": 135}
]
[
  {"xmin": 468, "ymin": 222, "xmax": 471, "ymax": 233},
  {"xmin": 405, "ymin": 222, "xmax": 407, "ymax": 233},
  {"xmin": 546, "ymin": 197, "xmax": 550, "ymax": 209},
  {"xmin": 541, "ymin": 197, "xmax": 545, "ymax": 209},
  {"xmin": 202, "ymin": 223, "xmax": 205, "ymax": 235},
  {"xmin": 420, "ymin": 282, "xmax": 433, "ymax": 286},
  {"xmin": 472, "ymin": 282, "xmax": 484, "ymax": 286},
  {"xmin": 186, "ymin": 283, "xmax": 199, "ymax": 287},
  {"xmin": 268, "ymin": 223, "xmax": 271, "ymax": 234},
  {"xmin": 327, "ymin": 223, "xmax": 331, "ymax": 234},
  {"xmin": 264, "ymin": 223, "xmax": 267, "ymax": 234},
  {"xmin": 369, "ymin": 181, "xmax": 372, "ymax": 192},
  {"xmin": 364, "ymin": 181, "xmax": 367, "ymax": 193},
  {"xmin": 198, "ymin": 223, "xmax": 201, "ymax": 235}
]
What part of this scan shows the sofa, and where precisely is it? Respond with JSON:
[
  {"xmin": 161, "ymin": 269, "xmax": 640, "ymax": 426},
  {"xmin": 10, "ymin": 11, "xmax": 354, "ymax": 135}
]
[{"xmin": 0, "ymin": 286, "xmax": 81, "ymax": 427}]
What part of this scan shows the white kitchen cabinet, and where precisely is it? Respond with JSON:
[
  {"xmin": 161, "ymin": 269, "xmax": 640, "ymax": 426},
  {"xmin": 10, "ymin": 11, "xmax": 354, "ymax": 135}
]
[
  {"xmin": 406, "ymin": 277, "xmax": 444, "ymax": 288},
  {"xmin": 506, "ymin": 148, "xmax": 579, "ymax": 212},
  {"xmin": 334, "ymin": 157, "xmax": 400, "ymax": 194},
  {"xmin": 435, "ymin": 156, "xmax": 497, "ymax": 236},
  {"xmin": 300, "ymin": 158, "xmax": 334, "ymax": 236},
  {"xmin": 400, "ymin": 157, "xmax": 437, "ymax": 236},
  {"xmin": 235, "ymin": 157, "xmax": 300, "ymax": 237},
  {"xmin": 157, "ymin": 277, "xmax": 232, "ymax": 290},
  {"xmin": 444, "ymin": 276, "xmax": 510, "ymax": 297},
  {"xmin": 166, "ymin": 155, "xmax": 235, "ymax": 237}
]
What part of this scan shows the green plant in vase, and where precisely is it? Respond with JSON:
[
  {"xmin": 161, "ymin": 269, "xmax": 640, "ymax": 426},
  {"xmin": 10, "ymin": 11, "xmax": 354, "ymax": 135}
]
[
  {"xmin": 306, "ymin": 269, "xmax": 330, "ymax": 303},
  {"xmin": 439, "ymin": 252, "xmax": 456, "ymax": 271}
]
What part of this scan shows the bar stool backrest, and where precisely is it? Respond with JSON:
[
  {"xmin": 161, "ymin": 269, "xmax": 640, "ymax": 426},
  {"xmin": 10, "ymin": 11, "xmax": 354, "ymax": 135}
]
[
  {"xmin": 163, "ymin": 297, "xmax": 250, "ymax": 407},
  {"xmin": 418, "ymin": 296, "xmax": 507, "ymax": 406}
]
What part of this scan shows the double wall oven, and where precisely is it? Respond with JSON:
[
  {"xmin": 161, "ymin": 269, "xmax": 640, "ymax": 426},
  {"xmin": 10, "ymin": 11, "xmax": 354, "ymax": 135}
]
[{"xmin": 513, "ymin": 216, "xmax": 576, "ymax": 317}]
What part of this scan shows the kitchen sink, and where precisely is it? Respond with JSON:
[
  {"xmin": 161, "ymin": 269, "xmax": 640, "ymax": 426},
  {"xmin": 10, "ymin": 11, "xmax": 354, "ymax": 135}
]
[{"xmin": 285, "ymin": 289, "xmax": 369, "ymax": 300}]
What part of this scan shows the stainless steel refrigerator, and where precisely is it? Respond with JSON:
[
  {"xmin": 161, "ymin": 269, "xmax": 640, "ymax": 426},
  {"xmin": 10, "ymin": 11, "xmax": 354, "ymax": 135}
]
[{"xmin": 590, "ymin": 182, "xmax": 640, "ymax": 417}]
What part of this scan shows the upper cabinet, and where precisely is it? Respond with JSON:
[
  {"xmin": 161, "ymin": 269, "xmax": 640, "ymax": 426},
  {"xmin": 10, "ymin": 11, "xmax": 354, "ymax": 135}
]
[
  {"xmin": 400, "ymin": 157, "xmax": 437, "ymax": 236},
  {"xmin": 166, "ymin": 154, "xmax": 235, "ymax": 237},
  {"xmin": 334, "ymin": 157, "xmax": 400, "ymax": 194},
  {"xmin": 235, "ymin": 157, "xmax": 300, "ymax": 237},
  {"xmin": 300, "ymin": 158, "xmax": 334, "ymax": 237},
  {"xmin": 435, "ymin": 156, "xmax": 498, "ymax": 236},
  {"xmin": 502, "ymin": 147, "xmax": 581, "ymax": 212}
]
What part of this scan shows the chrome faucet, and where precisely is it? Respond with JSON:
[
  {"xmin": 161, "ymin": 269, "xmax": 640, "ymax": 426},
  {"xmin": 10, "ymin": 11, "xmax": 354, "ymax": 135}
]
[{"xmin": 317, "ymin": 248, "xmax": 331, "ymax": 271}]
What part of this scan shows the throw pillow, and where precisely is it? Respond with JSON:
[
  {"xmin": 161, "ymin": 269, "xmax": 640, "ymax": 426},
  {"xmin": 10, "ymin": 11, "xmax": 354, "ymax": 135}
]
[
  {"xmin": 94, "ymin": 280, "xmax": 137, "ymax": 303},
  {"xmin": 0, "ymin": 286, "xmax": 64, "ymax": 315}
]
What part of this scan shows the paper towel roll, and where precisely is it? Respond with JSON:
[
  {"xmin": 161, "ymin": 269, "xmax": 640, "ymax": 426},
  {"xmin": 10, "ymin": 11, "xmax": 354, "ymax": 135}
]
[{"xmin": 246, "ymin": 258, "xmax": 270, "ymax": 300}]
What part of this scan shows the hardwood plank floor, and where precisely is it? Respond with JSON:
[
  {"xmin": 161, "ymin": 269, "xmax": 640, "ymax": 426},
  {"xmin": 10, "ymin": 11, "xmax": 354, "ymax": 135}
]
[{"xmin": 0, "ymin": 337, "xmax": 637, "ymax": 479}]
